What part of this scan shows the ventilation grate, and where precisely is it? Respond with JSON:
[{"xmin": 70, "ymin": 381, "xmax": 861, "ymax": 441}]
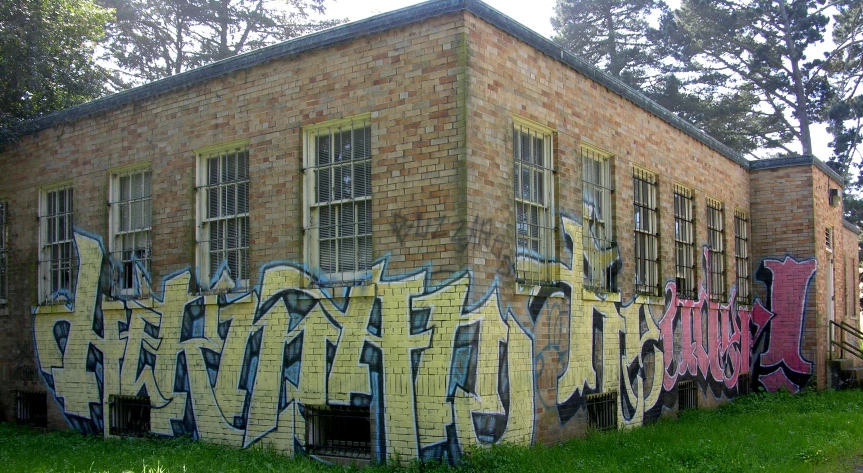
[
  {"xmin": 586, "ymin": 391, "xmax": 618, "ymax": 431},
  {"xmin": 678, "ymin": 380, "xmax": 698, "ymax": 412},
  {"xmin": 306, "ymin": 405, "xmax": 371, "ymax": 460},
  {"xmin": 109, "ymin": 395, "xmax": 151, "ymax": 437},
  {"xmin": 16, "ymin": 390, "xmax": 47, "ymax": 427}
]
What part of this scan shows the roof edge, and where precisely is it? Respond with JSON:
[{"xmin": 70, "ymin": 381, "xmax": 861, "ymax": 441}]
[
  {"xmin": 843, "ymin": 219, "xmax": 862, "ymax": 235},
  {"xmin": 24, "ymin": 0, "xmax": 752, "ymax": 174},
  {"xmin": 28, "ymin": 0, "xmax": 469, "ymax": 132},
  {"xmin": 750, "ymin": 154, "xmax": 845, "ymax": 187}
]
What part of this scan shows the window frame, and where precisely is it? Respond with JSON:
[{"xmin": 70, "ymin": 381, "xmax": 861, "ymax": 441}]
[
  {"xmin": 38, "ymin": 182, "xmax": 75, "ymax": 303},
  {"xmin": 195, "ymin": 139, "xmax": 251, "ymax": 291},
  {"xmin": 706, "ymin": 197, "xmax": 726, "ymax": 302},
  {"xmin": 302, "ymin": 114, "xmax": 373, "ymax": 286},
  {"xmin": 734, "ymin": 209, "xmax": 750, "ymax": 306},
  {"xmin": 673, "ymin": 184, "xmax": 697, "ymax": 300},
  {"xmin": 582, "ymin": 145, "xmax": 616, "ymax": 292},
  {"xmin": 633, "ymin": 167, "xmax": 660, "ymax": 296},
  {"xmin": 108, "ymin": 165, "xmax": 152, "ymax": 297},
  {"xmin": 512, "ymin": 116, "xmax": 556, "ymax": 285},
  {"xmin": 0, "ymin": 200, "xmax": 6, "ymax": 306}
]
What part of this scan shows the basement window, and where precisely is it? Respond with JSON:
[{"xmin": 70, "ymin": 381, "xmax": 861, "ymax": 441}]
[
  {"xmin": 678, "ymin": 380, "xmax": 698, "ymax": 412},
  {"xmin": 109, "ymin": 395, "xmax": 151, "ymax": 437},
  {"xmin": 586, "ymin": 391, "xmax": 617, "ymax": 431},
  {"xmin": 738, "ymin": 373, "xmax": 751, "ymax": 396},
  {"xmin": 16, "ymin": 390, "xmax": 47, "ymax": 427},
  {"xmin": 305, "ymin": 405, "xmax": 371, "ymax": 460}
]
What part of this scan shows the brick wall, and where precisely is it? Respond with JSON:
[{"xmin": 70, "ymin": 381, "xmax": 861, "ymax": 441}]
[{"xmin": 0, "ymin": 6, "xmax": 855, "ymax": 463}]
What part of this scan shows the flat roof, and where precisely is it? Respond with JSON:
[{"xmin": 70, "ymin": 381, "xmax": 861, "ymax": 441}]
[{"xmin": 20, "ymin": 0, "xmax": 845, "ymax": 187}]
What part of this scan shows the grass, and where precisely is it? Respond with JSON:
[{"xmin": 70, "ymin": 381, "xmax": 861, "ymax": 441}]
[{"xmin": 4, "ymin": 389, "xmax": 863, "ymax": 473}]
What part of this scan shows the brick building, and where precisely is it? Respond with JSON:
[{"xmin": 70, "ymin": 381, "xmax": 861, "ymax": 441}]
[{"xmin": 0, "ymin": 0, "xmax": 858, "ymax": 463}]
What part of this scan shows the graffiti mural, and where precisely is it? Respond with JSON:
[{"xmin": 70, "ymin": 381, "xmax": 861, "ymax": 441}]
[
  {"xmin": 32, "ymin": 214, "xmax": 818, "ymax": 462},
  {"xmin": 33, "ymin": 231, "xmax": 533, "ymax": 463}
]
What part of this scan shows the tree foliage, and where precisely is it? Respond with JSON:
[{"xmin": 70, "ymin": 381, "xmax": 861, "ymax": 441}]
[
  {"xmin": 826, "ymin": 0, "xmax": 863, "ymax": 190},
  {"xmin": 659, "ymin": 0, "xmax": 833, "ymax": 157},
  {"xmin": 0, "ymin": 0, "xmax": 112, "ymax": 147},
  {"xmin": 551, "ymin": 0, "xmax": 667, "ymax": 89},
  {"xmin": 99, "ymin": 0, "xmax": 343, "ymax": 86}
]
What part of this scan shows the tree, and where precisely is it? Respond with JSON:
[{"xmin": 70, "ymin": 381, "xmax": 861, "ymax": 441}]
[
  {"xmin": 550, "ymin": 0, "xmax": 765, "ymax": 156},
  {"xmin": 551, "ymin": 0, "xmax": 667, "ymax": 89},
  {"xmin": 0, "ymin": 0, "xmax": 112, "ymax": 147},
  {"xmin": 659, "ymin": 0, "xmax": 834, "ymax": 157},
  {"xmin": 100, "ymin": 0, "xmax": 343, "ymax": 87},
  {"xmin": 826, "ymin": 0, "xmax": 863, "ymax": 189}
]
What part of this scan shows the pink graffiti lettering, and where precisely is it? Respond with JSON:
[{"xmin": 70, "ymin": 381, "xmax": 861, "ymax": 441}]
[{"xmin": 753, "ymin": 257, "xmax": 817, "ymax": 379}]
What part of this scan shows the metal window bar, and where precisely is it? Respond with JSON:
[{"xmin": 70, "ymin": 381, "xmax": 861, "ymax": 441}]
[
  {"xmin": 200, "ymin": 148, "xmax": 250, "ymax": 288},
  {"xmin": 673, "ymin": 185, "xmax": 696, "ymax": 299},
  {"xmin": 734, "ymin": 210, "xmax": 750, "ymax": 305},
  {"xmin": 514, "ymin": 124, "xmax": 555, "ymax": 285},
  {"xmin": 109, "ymin": 395, "xmax": 151, "ymax": 437},
  {"xmin": 39, "ymin": 187, "xmax": 75, "ymax": 303},
  {"xmin": 309, "ymin": 121, "xmax": 372, "ymax": 285},
  {"xmin": 677, "ymin": 380, "xmax": 698, "ymax": 411},
  {"xmin": 738, "ymin": 373, "xmax": 751, "ymax": 396},
  {"xmin": 826, "ymin": 227, "xmax": 833, "ymax": 251},
  {"xmin": 16, "ymin": 390, "xmax": 48, "ymax": 427},
  {"xmin": 586, "ymin": 391, "xmax": 618, "ymax": 431},
  {"xmin": 305, "ymin": 405, "xmax": 372, "ymax": 460},
  {"xmin": 583, "ymin": 148, "xmax": 616, "ymax": 292},
  {"xmin": 706, "ymin": 198, "xmax": 726, "ymax": 302},
  {"xmin": 633, "ymin": 169, "xmax": 660, "ymax": 296},
  {"xmin": 0, "ymin": 202, "xmax": 6, "ymax": 304},
  {"xmin": 111, "ymin": 169, "xmax": 152, "ymax": 297}
]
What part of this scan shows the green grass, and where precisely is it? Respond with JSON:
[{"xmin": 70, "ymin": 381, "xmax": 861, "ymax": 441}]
[{"xmin": 4, "ymin": 389, "xmax": 863, "ymax": 472}]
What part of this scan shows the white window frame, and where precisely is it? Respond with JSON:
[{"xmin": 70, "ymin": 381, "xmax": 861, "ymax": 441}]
[
  {"xmin": 582, "ymin": 145, "xmax": 615, "ymax": 292},
  {"xmin": 39, "ymin": 182, "xmax": 74, "ymax": 303},
  {"xmin": 109, "ymin": 165, "xmax": 152, "ymax": 297},
  {"xmin": 195, "ymin": 140, "xmax": 251, "ymax": 290},
  {"xmin": 673, "ymin": 183, "xmax": 697, "ymax": 300},
  {"xmin": 734, "ymin": 209, "xmax": 751, "ymax": 305},
  {"xmin": 303, "ymin": 114, "xmax": 373, "ymax": 286},
  {"xmin": 633, "ymin": 167, "xmax": 659, "ymax": 296},
  {"xmin": 706, "ymin": 197, "xmax": 726, "ymax": 302},
  {"xmin": 512, "ymin": 116, "xmax": 555, "ymax": 285}
]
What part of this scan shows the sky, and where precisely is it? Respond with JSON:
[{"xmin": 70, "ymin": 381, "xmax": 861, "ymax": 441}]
[{"xmin": 323, "ymin": 0, "xmax": 833, "ymax": 161}]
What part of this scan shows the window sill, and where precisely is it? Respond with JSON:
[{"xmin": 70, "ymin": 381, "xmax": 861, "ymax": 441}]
[
  {"xmin": 515, "ymin": 281, "xmax": 566, "ymax": 298},
  {"xmin": 635, "ymin": 293, "xmax": 665, "ymax": 306},
  {"xmin": 33, "ymin": 303, "xmax": 72, "ymax": 314},
  {"xmin": 582, "ymin": 288, "xmax": 621, "ymax": 303}
]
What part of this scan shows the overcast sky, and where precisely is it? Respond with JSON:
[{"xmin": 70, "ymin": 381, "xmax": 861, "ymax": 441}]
[{"xmin": 324, "ymin": 0, "xmax": 832, "ymax": 160}]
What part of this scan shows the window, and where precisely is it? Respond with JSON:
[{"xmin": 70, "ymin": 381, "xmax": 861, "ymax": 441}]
[
  {"xmin": 706, "ymin": 198, "xmax": 726, "ymax": 302},
  {"xmin": 110, "ymin": 168, "xmax": 151, "ymax": 296},
  {"xmin": 586, "ymin": 391, "xmax": 618, "ymax": 431},
  {"xmin": 196, "ymin": 142, "xmax": 250, "ymax": 289},
  {"xmin": 673, "ymin": 184, "xmax": 696, "ymax": 299},
  {"xmin": 0, "ymin": 201, "xmax": 6, "ymax": 305},
  {"xmin": 16, "ymin": 390, "xmax": 47, "ymax": 427},
  {"xmin": 513, "ymin": 119, "xmax": 555, "ymax": 284},
  {"xmin": 39, "ymin": 185, "xmax": 74, "ymax": 303},
  {"xmin": 678, "ymin": 380, "xmax": 698, "ymax": 411},
  {"xmin": 734, "ymin": 210, "xmax": 750, "ymax": 305},
  {"xmin": 633, "ymin": 168, "xmax": 659, "ymax": 296},
  {"xmin": 305, "ymin": 405, "xmax": 371, "ymax": 460},
  {"xmin": 582, "ymin": 146, "xmax": 615, "ymax": 292},
  {"xmin": 304, "ymin": 116, "xmax": 372, "ymax": 285},
  {"xmin": 109, "ymin": 394, "xmax": 151, "ymax": 437}
]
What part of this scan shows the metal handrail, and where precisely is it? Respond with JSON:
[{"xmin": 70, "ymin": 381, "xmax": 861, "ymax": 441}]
[
  {"xmin": 830, "ymin": 320, "xmax": 863, "ymax": 362},
  {"xmin": 839, "ymin": 320, "xmax": 863, "ymax": 338}
]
